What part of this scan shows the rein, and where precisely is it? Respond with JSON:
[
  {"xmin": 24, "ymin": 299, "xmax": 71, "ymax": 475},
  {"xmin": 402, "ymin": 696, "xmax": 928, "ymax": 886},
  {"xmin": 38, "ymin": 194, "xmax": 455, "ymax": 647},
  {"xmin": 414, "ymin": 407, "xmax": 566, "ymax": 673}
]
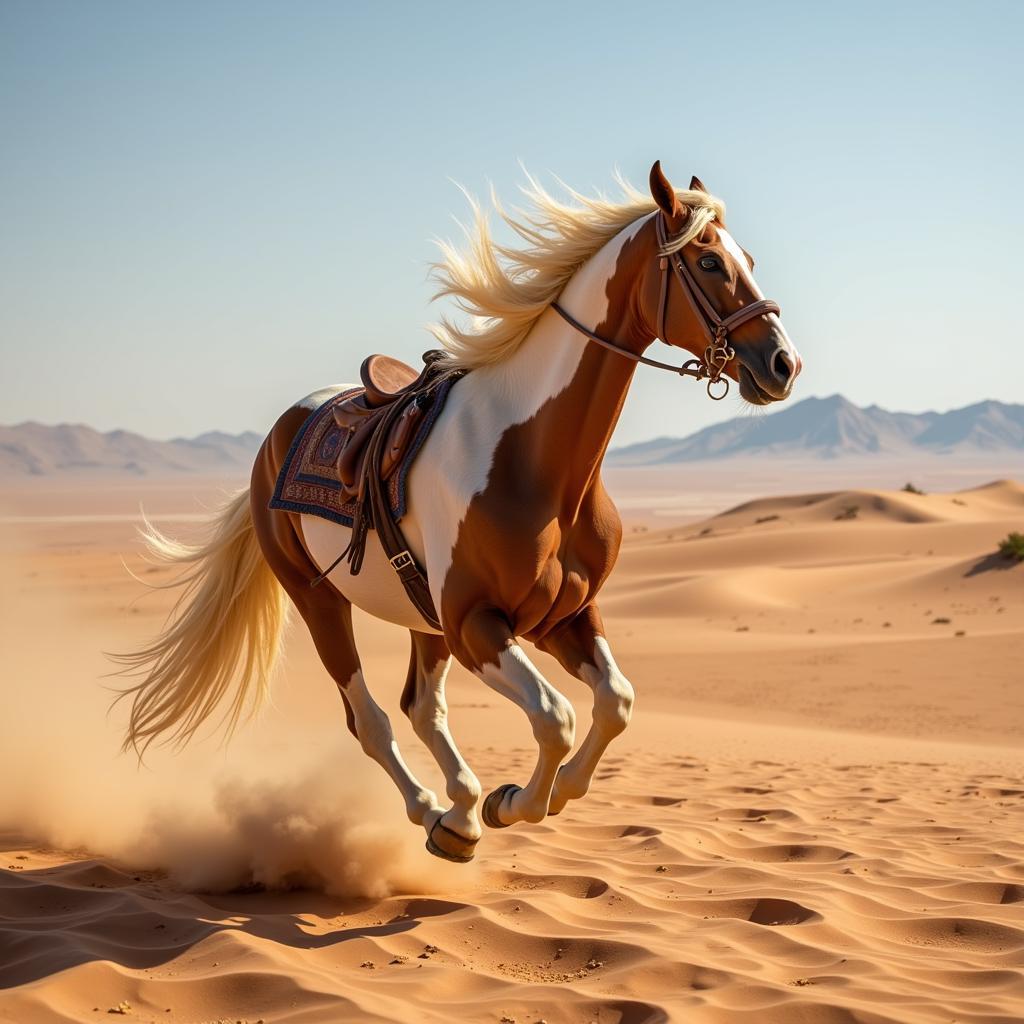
[{"xmin": 551, "ymin": 214, "xmax": 781, "ymax": 400}]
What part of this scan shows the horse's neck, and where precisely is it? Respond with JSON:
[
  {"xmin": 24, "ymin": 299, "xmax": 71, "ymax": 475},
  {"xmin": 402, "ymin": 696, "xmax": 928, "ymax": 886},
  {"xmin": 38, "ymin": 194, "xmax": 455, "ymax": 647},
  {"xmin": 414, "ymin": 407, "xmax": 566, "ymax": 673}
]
[{"xmin": 471, "ymin": 223, "xmax": 645, "ymax": 509}]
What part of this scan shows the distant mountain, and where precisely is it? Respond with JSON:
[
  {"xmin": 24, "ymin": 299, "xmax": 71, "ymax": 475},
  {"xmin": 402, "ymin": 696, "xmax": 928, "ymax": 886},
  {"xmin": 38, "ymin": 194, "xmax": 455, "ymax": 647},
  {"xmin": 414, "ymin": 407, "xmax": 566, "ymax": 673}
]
[
  {"xmin": 0, "ymin": 421, "xmax": 263, "ymax": 478},
  {"xmin": 608, "ymin": 396, "xmax": 1024, "ymax": 465},
  {"xmin": 4, "ymin": 395, "xmax": 1021, "ymax": 478}
]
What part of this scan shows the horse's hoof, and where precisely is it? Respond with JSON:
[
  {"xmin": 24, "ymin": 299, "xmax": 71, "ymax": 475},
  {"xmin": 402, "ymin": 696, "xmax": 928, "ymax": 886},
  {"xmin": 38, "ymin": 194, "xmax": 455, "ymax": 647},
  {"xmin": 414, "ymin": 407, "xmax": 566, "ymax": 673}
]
[
  {"xmin": 482, "ymin": 784, "xmax": 521, "ymax": 829},
  {"xmin": 425, "ymin": 816, "xmax": 478, "ymax": 863}
]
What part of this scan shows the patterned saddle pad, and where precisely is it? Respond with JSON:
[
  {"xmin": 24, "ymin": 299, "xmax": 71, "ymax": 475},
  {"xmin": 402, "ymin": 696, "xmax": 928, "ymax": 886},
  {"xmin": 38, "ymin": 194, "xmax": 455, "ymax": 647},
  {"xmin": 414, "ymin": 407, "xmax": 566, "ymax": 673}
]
[{"xmin": 269, "ymin": 378, "xmax": 457, "ymax": 528}]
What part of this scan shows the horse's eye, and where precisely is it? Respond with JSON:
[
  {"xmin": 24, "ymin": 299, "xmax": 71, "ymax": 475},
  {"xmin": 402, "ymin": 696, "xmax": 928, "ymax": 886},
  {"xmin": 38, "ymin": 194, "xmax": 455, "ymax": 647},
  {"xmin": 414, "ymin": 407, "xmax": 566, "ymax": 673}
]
[{"xmin": 698, "ymin": 255, "xmax": 720, "ymax": 272}]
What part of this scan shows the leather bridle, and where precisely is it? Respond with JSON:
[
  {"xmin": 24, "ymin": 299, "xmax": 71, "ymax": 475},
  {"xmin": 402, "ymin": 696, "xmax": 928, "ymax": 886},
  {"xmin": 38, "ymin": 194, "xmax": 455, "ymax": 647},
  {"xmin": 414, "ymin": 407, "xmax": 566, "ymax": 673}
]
[{"xmin": 551, "ymin": 213, "xmax": 781, "ymax": 400}]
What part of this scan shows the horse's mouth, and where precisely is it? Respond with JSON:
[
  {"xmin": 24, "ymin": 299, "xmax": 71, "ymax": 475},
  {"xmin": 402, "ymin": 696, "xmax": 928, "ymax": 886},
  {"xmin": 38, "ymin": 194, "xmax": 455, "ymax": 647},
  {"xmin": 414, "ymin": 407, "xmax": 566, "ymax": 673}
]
[{"xmin": 738, "ymin": 364, "xmax": 777, "ymax": 406}]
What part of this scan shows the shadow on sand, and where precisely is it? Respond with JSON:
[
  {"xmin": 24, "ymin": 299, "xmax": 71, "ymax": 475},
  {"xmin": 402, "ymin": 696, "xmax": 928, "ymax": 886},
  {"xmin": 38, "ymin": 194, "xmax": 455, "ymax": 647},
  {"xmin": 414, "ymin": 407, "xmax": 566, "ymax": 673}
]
[
  {"xmin": 963, "ymin": 552, "xmax": 1021, "ymax": 577},
  {"xmin": 0, "ymin": 852, "xmax": 463, "ymax": 990}
]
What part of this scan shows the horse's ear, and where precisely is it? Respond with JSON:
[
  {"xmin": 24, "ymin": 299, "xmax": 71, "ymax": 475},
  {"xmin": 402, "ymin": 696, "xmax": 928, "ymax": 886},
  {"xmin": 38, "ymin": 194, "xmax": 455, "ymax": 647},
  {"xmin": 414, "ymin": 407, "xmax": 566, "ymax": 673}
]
[
  {"xmin": 649, "ymin": 161, "xmax": 688, "ymax": 233},
  {"xmin": 689, "ymin": 174, "xmax": 708, "ymax": 193}
]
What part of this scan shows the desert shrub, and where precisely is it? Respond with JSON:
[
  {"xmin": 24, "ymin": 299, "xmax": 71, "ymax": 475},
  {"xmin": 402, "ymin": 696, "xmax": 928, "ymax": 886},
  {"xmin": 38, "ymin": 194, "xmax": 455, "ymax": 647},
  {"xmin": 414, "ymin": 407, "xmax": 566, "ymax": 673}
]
[
  {"xmin": 834, "ymin": 505, "xmax": 859, "ymax": 521},
  {"xmin": 998, "ymin": 532, "xmax": 1024, "ymax": 562},
  {"xmin": 902, "ymin": 482, "xmax": 925, "ymax": 495}
]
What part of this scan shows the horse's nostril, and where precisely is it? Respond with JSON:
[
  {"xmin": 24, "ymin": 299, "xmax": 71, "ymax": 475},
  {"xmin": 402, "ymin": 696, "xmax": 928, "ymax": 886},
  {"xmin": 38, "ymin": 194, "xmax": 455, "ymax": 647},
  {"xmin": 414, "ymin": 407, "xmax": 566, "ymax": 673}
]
[{"xmin": 772, "ymin": 348, "xmax": 794, "ymax": 383}]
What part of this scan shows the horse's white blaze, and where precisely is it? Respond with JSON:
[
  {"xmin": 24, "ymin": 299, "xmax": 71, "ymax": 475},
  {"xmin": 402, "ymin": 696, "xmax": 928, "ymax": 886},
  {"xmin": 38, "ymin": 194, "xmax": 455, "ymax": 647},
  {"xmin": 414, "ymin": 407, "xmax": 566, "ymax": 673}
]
[
  {"xmin": 717, "ymin": 227, "xmax": 764, "ymax": 299},
  {"xmin": 718, "ymin": 228, "xmax": 800, "ymax": 374},
  {"xmin": 407, "ymin": 222, "xmax": 643, "ymax": 615}
]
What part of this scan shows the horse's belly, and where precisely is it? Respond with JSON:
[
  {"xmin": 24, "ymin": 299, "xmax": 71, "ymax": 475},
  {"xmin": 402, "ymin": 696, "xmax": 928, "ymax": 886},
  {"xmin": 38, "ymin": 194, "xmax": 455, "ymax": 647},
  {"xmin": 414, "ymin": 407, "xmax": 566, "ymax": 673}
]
[{"xmin": 298, "ymin": 515, "xmax": 441, "ymax": 634}]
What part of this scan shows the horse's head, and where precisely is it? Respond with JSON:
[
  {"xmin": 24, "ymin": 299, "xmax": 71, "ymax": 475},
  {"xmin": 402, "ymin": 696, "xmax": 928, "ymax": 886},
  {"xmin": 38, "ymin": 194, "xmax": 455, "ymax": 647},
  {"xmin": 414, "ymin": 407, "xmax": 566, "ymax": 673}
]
[{"xmin": 643, "ymin": 161, "xmax": 801, "ymax": 405}]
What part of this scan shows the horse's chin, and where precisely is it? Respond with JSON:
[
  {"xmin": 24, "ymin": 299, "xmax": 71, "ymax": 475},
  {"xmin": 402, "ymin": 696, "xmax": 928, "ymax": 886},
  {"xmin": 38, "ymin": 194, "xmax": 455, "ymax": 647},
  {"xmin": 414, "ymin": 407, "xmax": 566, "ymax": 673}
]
[{"xmin": 738, "ymin": 364, "xmax": 779, "ymax": 406}]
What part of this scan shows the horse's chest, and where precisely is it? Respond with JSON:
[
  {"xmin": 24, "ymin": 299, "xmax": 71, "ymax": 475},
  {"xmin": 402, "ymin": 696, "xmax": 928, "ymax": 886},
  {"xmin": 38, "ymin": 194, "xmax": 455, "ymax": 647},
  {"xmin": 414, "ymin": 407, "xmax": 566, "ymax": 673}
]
[
  {"xmin": 410, "ymin": 356, "xmax": 623, "ymax": 634},
  {"xmin": 502, "ymin": 515, "xmax": 617, "ymax": 636},
  {"xmin": 526, "ymin": 541, "xmax": 597, "ymax": 622}
]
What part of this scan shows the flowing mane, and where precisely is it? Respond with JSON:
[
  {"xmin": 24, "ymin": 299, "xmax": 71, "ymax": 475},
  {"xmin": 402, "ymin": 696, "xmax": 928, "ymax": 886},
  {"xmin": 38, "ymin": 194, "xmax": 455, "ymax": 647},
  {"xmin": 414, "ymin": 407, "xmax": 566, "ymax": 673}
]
[{"xmin": 429, "ymin": 172, "xmax": 726, "ymax": 370}]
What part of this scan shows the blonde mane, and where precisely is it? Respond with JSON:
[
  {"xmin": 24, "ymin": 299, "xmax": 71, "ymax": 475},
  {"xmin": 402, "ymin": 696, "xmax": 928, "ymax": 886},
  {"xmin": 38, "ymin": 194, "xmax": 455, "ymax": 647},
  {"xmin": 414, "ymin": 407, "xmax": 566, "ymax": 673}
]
[{"xmin": 429, "ymin": 172, "xmax": 726, "ymax": 370}]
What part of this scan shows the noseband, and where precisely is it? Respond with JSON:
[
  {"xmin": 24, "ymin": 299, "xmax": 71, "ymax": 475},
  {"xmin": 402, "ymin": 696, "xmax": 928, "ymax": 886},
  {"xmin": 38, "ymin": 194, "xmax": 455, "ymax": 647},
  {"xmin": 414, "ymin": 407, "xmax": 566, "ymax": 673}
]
[{"xmin": 551, "ymin": 214, "xmax": 781, "ymax": 400}]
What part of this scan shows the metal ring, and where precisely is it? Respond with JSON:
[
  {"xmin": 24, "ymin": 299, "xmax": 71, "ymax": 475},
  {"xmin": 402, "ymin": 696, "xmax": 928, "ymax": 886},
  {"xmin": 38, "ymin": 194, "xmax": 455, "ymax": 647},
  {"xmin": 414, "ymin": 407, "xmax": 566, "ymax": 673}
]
[{"xmin": 707, "ymin": 377, "xmax": 730, "ymax": 401}]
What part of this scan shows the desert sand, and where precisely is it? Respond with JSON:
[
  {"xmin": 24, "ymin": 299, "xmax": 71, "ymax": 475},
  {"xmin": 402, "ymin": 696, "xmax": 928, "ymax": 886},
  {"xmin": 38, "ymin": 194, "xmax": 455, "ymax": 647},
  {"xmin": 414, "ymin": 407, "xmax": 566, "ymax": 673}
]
[{"xmin": 1, "ymin": 473, "xmax": 1022, "ymax": 1024}]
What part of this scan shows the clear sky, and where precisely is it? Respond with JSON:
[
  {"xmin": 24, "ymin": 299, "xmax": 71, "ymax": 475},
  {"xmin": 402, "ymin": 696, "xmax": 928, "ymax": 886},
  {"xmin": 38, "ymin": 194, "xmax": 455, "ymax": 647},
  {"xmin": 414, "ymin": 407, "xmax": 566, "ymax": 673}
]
[{"xmin": 2, "ymin": 1, "xmax": 1021, "ymax": 446}]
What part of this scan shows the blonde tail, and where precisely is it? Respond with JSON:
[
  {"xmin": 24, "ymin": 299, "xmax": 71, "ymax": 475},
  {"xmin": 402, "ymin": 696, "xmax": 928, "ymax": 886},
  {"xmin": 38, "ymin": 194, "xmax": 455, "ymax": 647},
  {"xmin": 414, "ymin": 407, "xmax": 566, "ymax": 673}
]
[{"xmin": 111, "ymin": 489, "xmax": 289, "ymax": 756}]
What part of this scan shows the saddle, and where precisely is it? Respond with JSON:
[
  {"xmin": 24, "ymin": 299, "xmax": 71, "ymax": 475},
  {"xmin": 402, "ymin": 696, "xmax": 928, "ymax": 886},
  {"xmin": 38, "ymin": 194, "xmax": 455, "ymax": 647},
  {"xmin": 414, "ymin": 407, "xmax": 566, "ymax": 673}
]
[
  {"xmin": 332, "ymin": 354, "xmax": 436, "ymax": 500},
  {"xmin": 318, "ymin": 350, "xmax": 463, "ymax": 630}
]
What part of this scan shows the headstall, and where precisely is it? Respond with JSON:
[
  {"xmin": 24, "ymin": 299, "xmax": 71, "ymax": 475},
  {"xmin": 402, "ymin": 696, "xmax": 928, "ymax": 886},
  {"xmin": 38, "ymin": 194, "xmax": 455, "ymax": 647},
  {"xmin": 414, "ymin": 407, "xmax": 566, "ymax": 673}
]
[{"xmin": 551, "ymin": 214, "xmax": 781, "ymax": 400}]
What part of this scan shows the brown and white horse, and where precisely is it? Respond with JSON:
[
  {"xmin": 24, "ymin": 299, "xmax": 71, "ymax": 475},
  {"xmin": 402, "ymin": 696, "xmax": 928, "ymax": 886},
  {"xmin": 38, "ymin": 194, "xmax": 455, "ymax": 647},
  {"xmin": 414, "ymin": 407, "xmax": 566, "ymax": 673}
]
[{"xmin": 116, "ymin": 164, "xmax": 801, "ymax": 862}]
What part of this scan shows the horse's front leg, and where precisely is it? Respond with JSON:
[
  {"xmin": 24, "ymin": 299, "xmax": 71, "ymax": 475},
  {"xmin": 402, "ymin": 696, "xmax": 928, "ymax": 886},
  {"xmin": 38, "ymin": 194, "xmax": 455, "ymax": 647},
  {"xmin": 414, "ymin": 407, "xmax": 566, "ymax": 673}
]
[
  {"xmin": 457, "ymin": 607, "xmax": 576, "ymax": 827},
  {"xmin": 537, "ymin": 604, "xmax": 635, "ymax": 815}
]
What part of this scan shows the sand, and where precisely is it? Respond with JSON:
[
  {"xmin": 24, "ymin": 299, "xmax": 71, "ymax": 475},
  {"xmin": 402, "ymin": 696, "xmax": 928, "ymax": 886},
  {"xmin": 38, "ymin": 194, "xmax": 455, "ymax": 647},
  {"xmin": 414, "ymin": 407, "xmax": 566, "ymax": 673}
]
[{"xmin": 1, "ymin": 473, "xmax": 1022, "ymax": 1023}]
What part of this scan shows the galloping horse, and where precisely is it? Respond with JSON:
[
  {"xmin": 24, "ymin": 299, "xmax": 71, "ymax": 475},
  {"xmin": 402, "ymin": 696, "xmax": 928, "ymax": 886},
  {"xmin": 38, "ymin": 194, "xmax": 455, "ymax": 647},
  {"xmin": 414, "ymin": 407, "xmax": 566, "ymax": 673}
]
[{"xmin": 116, "ymin": 163, "xmax": 801, "ymax": 862}]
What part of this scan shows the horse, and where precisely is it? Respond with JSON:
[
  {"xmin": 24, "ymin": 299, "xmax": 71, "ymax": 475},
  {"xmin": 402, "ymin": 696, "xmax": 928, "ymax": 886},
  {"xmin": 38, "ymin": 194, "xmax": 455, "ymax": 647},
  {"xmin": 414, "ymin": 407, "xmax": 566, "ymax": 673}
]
[{"xmin": 114, "ymin": 162, "xmax": 802, "ymax": 863}]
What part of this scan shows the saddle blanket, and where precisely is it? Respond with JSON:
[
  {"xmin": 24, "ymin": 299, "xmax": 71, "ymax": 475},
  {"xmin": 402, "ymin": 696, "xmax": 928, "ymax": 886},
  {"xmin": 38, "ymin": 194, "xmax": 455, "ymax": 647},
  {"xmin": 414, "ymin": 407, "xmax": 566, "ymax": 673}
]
[{"xmin": 268, "ymin": 379, "xmax": 457, "ymax": 528}]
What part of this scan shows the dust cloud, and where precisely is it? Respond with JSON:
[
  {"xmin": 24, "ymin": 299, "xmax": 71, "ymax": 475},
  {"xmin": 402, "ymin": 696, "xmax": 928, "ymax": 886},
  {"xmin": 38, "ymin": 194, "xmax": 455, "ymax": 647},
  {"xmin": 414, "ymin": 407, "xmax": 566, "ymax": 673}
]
[{"xmin": 0, "ymin": 531, "xmax": 467, "ymax": 898}]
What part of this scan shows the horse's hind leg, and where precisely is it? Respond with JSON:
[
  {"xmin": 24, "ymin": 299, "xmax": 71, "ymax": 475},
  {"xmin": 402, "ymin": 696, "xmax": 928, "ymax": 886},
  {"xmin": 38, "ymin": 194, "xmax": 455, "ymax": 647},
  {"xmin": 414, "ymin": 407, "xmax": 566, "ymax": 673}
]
[
  {"xmin": 537, "ymin": 603, "xmax": 634, "ymax": 816},
  {"xmin": 298, "ymin": 594, "xmax": 449, "ymax": 836},
  {"xmin": 250, "ymin": 501, "xmax": 445, "ymax": 845},
  {"xmin": 401, "ymin": 632, "xmax": 482, "ymax": 860}
]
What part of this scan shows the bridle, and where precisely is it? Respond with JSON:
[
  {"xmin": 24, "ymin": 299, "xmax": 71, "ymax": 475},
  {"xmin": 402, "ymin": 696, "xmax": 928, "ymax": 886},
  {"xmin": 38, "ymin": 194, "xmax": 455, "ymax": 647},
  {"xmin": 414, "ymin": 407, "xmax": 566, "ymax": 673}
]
[{"xmin": 551, "ymin": 213, "xmax": 781, "ymax": 400}]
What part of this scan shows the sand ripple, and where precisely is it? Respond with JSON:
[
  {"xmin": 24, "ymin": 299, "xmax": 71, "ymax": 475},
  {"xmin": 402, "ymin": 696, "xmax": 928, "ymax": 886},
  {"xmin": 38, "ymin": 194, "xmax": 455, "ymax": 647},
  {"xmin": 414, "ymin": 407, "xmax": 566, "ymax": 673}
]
[{"xmin": 3, "ymin": 753, "xmax": 1024, "ymax": 1023}]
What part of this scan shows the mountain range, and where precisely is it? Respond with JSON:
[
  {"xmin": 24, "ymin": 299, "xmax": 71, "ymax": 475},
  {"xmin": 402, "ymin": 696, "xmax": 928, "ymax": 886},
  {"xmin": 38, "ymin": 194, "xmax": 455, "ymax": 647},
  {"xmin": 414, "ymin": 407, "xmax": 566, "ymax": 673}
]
[
  {"xmin": 0, "ymin": 421, "xmax": 263, "ymax": 478},
  {"xmin": 607, "ymin": 396, "xmax": 1024, "ymax": 466},
  {"xmin": 2, "ymin": 395, "xmax": 1022, "ymax": 478}
]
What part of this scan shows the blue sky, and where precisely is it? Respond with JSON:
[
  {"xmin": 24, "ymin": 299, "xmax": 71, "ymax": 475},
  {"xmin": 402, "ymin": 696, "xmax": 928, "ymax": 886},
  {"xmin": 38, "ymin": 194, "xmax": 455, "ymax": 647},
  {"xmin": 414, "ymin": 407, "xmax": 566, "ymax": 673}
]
[{"xmin": 2, "ymin": 1, "xmax": 1021, "ymax": 445}]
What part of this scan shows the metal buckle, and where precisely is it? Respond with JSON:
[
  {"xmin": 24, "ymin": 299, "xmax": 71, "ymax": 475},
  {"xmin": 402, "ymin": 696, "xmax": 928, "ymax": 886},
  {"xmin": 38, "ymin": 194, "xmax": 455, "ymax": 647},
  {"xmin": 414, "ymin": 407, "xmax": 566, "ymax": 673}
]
[
  {"xmin": 389, "ymin": 550, "xmax": 415, "ymax": 573},
  {"xmin": 680, "ymin": 357, "xmax": 705, "ymax": 380}
]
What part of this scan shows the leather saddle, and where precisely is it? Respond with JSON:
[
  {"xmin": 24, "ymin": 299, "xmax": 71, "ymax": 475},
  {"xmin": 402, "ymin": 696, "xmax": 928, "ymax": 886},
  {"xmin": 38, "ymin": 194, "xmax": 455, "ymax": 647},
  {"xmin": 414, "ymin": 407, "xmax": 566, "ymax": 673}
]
[
  {"xmin": 332, "ymin": 352, "xmax": 444, "ymax": 501},
  {"xmin": 318, "ymin": 349, "xmax": 462, "ymax": 631}
]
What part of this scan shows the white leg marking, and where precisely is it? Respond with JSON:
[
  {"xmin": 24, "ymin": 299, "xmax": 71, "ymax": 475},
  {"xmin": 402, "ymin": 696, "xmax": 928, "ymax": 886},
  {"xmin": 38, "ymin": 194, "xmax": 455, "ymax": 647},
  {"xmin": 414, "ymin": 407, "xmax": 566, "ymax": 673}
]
[
  {"xmin": 343, "ymin": 669, "xmax": 442, "ymax": 827},
  {"xmin": 408, "ymin": 655, "xmax": 482, "ymax": 839},
  {"xmin": 478, "ymin": 645, "xmax": 576, "ymax": 824},
  {"xmin": 550, "ymin": 636, "xmax": 635, "ymax": 814}
]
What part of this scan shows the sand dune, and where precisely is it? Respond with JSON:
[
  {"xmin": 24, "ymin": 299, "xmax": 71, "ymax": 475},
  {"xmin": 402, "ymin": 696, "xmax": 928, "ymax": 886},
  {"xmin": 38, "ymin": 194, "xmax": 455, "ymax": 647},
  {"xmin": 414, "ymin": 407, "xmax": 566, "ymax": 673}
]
[
  {"xmin": 701, "ymin": 478, "xmax": 1023, "ymax": 528},
  {"xmin": 1, "ymin": 477, "xmax": 1022, "ymax": 1023},
  {"xmin": 609, "ymin": 481, "xmax": 1022, "ymax": 626},
  {"xmin": 4, "ymin": 748, "xmax": 1024, "ymax": 1024}
]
